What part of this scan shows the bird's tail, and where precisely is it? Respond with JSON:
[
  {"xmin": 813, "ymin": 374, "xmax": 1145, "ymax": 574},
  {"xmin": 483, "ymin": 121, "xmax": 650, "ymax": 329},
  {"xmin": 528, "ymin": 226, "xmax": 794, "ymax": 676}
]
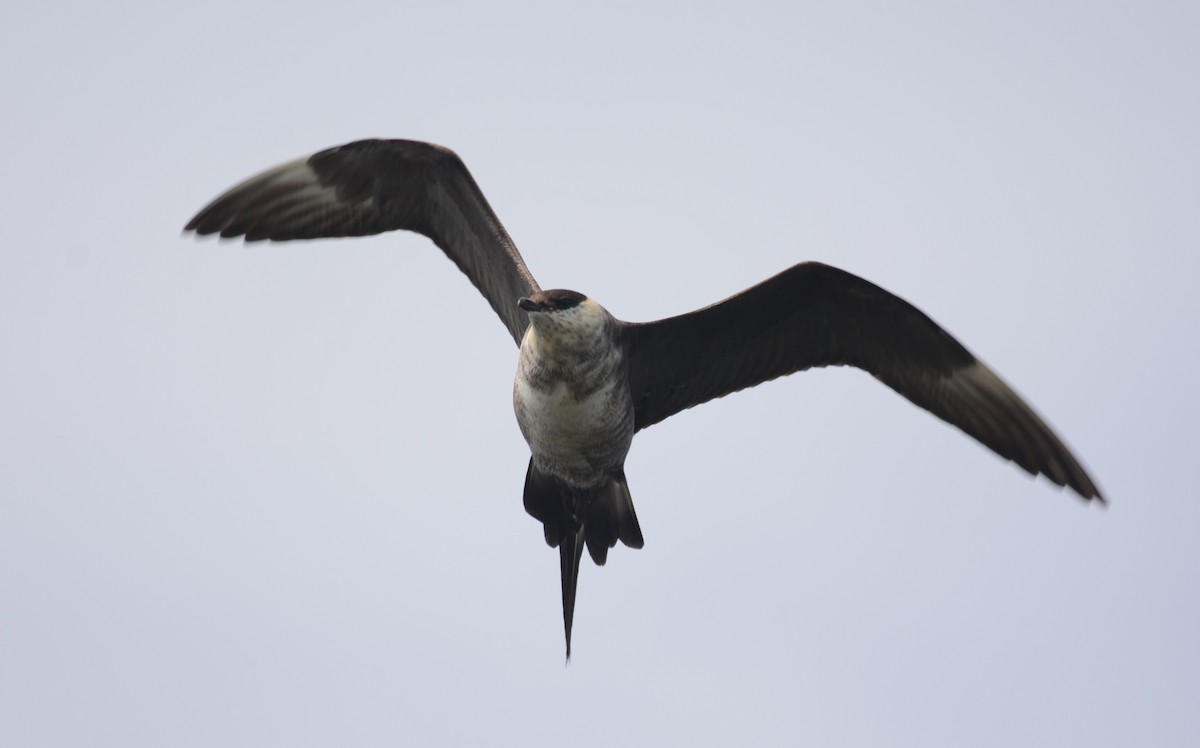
[
  {"xmin": 559, "ymin": 524, "xmax": 586, "ymax": 660},
  {"xmin": 583, "ymin": 474, "xmax": 644, "ymax": 565},
  {"xmin": 523, "ymin": 460, "xmax": 645, "ymax": 658}
]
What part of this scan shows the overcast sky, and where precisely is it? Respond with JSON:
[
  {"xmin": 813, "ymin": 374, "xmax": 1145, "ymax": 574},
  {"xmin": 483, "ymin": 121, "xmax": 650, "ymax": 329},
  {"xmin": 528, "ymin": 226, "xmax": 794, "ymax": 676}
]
[{"xmin": 2, "ymin": 1, "xmax": 1197, "ymax": 746}]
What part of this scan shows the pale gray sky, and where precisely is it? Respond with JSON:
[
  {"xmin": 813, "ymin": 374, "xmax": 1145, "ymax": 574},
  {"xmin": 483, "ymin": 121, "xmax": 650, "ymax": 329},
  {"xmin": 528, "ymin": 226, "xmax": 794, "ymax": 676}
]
[{"xmin": 2, "ymin": 1, "xmax": 1196, "ymax": 746}]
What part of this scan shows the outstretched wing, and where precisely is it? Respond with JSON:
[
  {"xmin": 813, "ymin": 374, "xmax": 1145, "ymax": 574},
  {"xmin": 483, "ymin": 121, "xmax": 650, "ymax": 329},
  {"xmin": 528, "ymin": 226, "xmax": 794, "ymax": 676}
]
[
  {"xmin": 622, "ymin": 262, "xmax": 1102, "ymax": 501},
  {"xmin": 185, "ymin": 139, "xmax": 540, "ymax": 345}
]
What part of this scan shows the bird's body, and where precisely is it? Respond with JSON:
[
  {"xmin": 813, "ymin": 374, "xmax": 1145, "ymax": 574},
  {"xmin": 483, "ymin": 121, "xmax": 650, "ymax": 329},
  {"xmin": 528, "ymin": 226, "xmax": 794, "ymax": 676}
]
[
  {"xmin": 513, "ymin": 294, "xmax": 641, "ymax": 656},
  {"xmin": 186, "ymin": 138, "xmax": 1104, "ymax": 658},
  {"xmin": 514, "ymin": 296, "xmax": 633, "ymax": 490}
]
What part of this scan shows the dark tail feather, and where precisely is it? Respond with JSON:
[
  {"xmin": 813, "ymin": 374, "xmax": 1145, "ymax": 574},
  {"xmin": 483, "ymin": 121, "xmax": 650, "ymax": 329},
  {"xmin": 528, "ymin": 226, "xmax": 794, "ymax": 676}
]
[
  {"xmin": 560, "ymin": 524, "xmax": 586, "ymax": 660},
  {"xmin": 523, "ymin": 459, "xmax": 566, "ymax": 546},
  {"xmin": 585, "ymin": 472, "xmax": 644, "ymax": 565},
  {"xmin": 522, "ymin": 459, "xmax": 645, "ymax": 657}
]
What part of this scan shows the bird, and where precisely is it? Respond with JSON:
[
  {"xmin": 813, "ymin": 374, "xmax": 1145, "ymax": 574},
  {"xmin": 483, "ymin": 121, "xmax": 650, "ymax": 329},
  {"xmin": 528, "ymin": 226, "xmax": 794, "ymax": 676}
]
[{"xmin": 185, "ymin": 138, "xmax": 1104, "ymax": 658}]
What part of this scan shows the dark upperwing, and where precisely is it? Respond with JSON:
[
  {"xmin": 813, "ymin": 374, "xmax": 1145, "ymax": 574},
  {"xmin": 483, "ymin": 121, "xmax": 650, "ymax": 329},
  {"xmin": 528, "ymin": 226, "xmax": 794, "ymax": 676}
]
[
  {"xmin": 186, "ymin": 139, "xmax": 540, "ymax": 345},
  {"xmin": 622, "ymin": 262, "xmax": 1102, "ymax": 502}
]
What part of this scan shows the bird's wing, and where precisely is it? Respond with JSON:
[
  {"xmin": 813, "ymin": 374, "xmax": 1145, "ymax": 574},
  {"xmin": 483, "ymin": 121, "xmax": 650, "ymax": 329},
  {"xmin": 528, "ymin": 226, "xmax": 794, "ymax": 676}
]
[
  {"xmin": 622, "ymin": 261, "xmax": 1102, "ymax": 501},
  {"xmin": 185, "ymin": 139, "xmax": 540, "ymax": 345}
]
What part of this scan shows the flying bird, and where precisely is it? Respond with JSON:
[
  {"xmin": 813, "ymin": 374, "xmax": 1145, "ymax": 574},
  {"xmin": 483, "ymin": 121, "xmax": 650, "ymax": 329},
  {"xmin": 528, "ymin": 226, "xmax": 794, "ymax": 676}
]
[{"xmin": 185, "ymin": 139, "xmax": 1104, "ymax": 658}]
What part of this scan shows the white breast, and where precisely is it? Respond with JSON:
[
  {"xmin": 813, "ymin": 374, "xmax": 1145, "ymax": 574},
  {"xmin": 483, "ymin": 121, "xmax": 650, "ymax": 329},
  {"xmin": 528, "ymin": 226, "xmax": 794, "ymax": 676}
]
[{"xmin": 512, "ymin": 311, "xmax": 634, "ymax": 489}]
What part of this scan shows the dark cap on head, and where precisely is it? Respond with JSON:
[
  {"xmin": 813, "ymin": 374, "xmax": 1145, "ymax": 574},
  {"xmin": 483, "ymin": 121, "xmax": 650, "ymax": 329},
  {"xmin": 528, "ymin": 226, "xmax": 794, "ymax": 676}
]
[{"xmin": 518, "ymin": 289, "xmax": 587, "ymax": 313}]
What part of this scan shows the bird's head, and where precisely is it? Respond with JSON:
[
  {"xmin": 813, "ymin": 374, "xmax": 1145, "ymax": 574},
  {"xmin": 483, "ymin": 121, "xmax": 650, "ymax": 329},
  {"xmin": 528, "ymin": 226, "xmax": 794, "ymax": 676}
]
[
  {"xmin": 518, "ymin": 289, "xmax": 588, "ymax": 315},
  {"xmin": 518, "ymin": 289, "xmax": 610, "ymax": 353}
]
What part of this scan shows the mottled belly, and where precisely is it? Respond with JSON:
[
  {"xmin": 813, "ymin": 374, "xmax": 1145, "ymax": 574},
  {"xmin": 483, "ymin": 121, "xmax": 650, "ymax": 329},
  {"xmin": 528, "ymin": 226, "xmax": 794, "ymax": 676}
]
[{"xmin": 513, "ymin": 376, "xmax": 634, "ymax": 489}]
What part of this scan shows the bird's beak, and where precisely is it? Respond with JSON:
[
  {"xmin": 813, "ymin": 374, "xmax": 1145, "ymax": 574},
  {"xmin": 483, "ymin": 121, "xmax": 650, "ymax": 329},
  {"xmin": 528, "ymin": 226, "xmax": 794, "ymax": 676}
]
[{"xmin": 518, "ymin": 297, "xmax": 543, "ymax": 312}]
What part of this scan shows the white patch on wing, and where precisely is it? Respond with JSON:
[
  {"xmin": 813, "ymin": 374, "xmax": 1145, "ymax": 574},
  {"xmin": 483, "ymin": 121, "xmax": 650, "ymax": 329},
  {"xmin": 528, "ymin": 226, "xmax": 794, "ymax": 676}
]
[{"xmin": 936, "ymin": 359, "xmax": 1085, "ymax": 491}]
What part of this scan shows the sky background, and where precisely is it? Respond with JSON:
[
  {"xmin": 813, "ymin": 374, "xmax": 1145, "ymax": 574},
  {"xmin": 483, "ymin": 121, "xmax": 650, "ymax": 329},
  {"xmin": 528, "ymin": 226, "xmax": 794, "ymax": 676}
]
[{"xmin": 2, "ymin": 1, "xmax": 1197, "ymax": 745}]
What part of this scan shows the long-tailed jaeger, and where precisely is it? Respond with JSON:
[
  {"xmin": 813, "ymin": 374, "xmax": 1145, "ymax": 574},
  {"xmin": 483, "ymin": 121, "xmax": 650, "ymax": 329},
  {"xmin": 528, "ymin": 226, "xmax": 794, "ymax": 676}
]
[{"xmin": 186, "ymin": 138, "xmax": 1104, "ymax": 658}]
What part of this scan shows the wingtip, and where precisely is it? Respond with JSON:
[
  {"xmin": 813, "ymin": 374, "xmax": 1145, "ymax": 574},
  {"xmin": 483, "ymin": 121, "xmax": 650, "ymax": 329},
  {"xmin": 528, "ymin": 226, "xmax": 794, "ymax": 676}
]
[
  {"xmin": 182, "ymin": 215, "xmax": 219, "ymax": 238},
  {"xmin": 1065, "ymin": 470, "xmax": 1105, "ymax": 507},
  {"xmin": 1061, "ymin": 477, "xmax": 1106, "ymax": 508}
]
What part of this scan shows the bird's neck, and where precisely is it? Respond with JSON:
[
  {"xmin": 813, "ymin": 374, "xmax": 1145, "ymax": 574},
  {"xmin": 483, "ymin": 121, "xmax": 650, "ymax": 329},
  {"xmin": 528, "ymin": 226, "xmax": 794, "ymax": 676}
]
[{"xmin": 522, "ymin": 308, "xmax": 612, "ymax": 363}]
